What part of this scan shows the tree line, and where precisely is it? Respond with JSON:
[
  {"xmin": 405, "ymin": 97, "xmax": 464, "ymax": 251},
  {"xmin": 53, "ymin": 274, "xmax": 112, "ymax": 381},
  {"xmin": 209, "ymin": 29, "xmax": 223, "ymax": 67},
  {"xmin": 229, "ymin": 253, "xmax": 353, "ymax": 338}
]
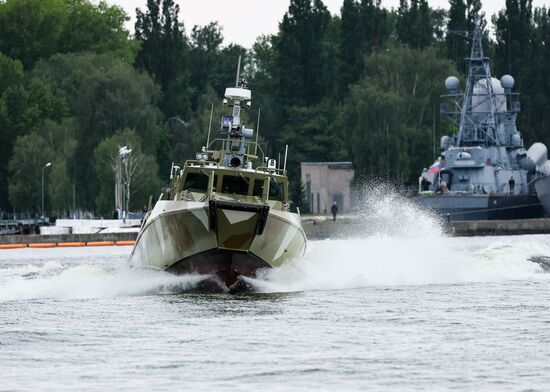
[{"xmin": 0, "ymin": 0, "xmax": 549, "ymax": 217}]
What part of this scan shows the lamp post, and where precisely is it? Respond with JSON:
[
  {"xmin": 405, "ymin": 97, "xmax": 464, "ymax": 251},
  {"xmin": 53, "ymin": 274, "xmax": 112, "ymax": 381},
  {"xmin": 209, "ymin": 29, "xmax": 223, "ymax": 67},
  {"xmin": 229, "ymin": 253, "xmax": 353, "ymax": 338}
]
[
  {"xmin": 118, "ymin": 147, "xmax": 132, "ymax": 222},
  {"xmin": 41, "ymin": 162, "xmax": 52, "ymax": 218}
]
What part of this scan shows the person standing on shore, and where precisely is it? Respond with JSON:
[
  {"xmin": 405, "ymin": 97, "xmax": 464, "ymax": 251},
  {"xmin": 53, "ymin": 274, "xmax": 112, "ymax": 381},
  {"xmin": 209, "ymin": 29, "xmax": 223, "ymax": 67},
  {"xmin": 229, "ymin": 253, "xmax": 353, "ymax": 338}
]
[{"xmin": 330, "ymin": 202, "xmax": 338, "ymax": 221}]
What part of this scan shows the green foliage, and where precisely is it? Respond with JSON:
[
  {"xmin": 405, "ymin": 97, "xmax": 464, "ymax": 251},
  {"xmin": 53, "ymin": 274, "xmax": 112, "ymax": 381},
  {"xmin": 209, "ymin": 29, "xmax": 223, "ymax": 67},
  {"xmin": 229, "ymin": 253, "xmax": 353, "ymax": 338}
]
[
  {"xmin": 187, "ymin": 22, "xmax": 249, "ymax": 111},
  {"xmin": 93, "ymin": 129, "xmax": 162, "ymax": 216},
  {"xmin": 0, "ymin": 0, "xmax": 134, "ymax": 68},
  {"xmin": 396, "ymin": 0, "xmax": 433, "ymax": 49},
  {"xmin": 47, "ymin": 159, "xmax": 74, "ymax": 215},
  {"xmin": 277, "ymin": 0, "xmax": 333, "ymax": 106},
  {"xmin": 282, "ymin": 100, "xmax": 347, "ymax": 180},
  {"xmin": 61, "ymin": 0, "xmax": 137, "ymax": 63},
  {"xmin": 0, "ymin": 52, "xmax": 24, "ymax": 92},
  {"xmin": 0, "ymin": 0, "xmax": 67, "ymax": 68},
  {"xmin": 135, "ymin": 0, "xmax": 190, "ymax": 117},
  {"xmin": 8, "ymin": 132, "xmax": 55, "ymax": 213},
  {"xmin": 0, "ymin": 58, "xmax": 66, "ymax": 211},
  {"xmin": 340, "ymin": 46, "xmax": 455, "ymax": 181},
  {"xmin": 289, "ymin": 180, "xmax": 309, "ymax": 213},
  {"xmin": 446, "ymin": 0, "xmax": 484, "ymax": 72},
  {"xmin": 31, "ymin": 52, "xmax": 162, "ymax": 209},
  {"xmin": 339, "ymin": 0, "xmax": 391, "ymax": 91}
]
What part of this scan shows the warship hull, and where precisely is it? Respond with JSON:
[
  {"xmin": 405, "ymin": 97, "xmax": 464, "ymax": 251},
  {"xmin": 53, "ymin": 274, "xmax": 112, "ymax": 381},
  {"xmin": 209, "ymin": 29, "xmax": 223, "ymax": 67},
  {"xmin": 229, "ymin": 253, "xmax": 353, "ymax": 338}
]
[
  {"xmin": 534, "ymin": 176, "xmax": 550, "ymax": 217},
  {"xmin": 129, "ymin": 200, "xmax": 306, "ymax": 288},
  {"xmin": 417, "ymin": 194, "xmax": 544, "ymax": 221}
]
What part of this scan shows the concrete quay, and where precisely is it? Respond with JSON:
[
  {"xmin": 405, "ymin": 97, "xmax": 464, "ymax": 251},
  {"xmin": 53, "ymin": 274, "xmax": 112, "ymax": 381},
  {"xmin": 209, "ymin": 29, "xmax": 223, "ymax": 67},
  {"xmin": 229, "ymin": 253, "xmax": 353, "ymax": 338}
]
[
  {"xmin": 449, "ymin": 218, "xmax": 550, "ymax": 237},
  {"xmin": 1, "ymin": 217, "xmax": 549, "ymax": 246},
  {"xmin": 303, "ymin": 216, "xmax": 550, "ymax": 239},
  {"xmin": 0, "ymin": 232, "xmax": 137, "ymax": 245}
]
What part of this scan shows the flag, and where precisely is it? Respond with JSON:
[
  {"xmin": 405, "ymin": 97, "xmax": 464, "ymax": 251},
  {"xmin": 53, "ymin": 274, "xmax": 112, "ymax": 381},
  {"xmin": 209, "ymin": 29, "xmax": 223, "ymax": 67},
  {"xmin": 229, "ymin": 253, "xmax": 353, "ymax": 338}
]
[{"xmin": 428, "ymin": 161, "xmax": 441, "ymax": 174}]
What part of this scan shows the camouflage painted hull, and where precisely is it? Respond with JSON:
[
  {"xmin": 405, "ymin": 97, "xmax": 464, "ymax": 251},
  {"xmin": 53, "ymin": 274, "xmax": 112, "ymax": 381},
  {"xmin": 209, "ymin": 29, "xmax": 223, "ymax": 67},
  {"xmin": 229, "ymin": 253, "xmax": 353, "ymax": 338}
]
[{"xmin": 129, "ymin": 200, "xmax": 307, "ymax": 287}]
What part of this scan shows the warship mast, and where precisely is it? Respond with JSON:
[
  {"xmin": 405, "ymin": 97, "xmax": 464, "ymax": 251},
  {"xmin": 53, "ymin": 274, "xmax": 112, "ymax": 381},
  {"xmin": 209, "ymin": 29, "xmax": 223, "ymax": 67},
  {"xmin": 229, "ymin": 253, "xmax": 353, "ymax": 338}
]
[{"xmin": 441, "ymin": 18, "xmax": 520, "ymax": 150}]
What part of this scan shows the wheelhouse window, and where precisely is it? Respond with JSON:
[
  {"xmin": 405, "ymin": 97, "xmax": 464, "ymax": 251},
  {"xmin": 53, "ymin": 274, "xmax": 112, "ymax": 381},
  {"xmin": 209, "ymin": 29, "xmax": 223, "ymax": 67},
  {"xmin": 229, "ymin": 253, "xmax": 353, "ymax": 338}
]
[
  {"xmin": 221, "ymin": 175, "xmax": 249, "ymax": 195},
  {"xmin": 253, "ymin": 179, "xmax": 264, "ymax": 197},
  {"xmin": 253, "ymin": 178, "xmax": 285, "ymax": 200},
  {"xmin": 269, "ymin": 179, "xmax": 284, "ymax": 201},
  {"xmin": 183, "ymin": 172, "xmax": 216, "ymax": 192}
]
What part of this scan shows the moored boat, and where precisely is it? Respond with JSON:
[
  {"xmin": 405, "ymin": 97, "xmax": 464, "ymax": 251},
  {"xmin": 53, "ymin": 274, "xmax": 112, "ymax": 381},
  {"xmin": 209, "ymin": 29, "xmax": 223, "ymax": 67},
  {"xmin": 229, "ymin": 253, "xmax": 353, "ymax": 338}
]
[{"xmin": 416, "ymin": 19, "xmax": 549, "ymax": 221}]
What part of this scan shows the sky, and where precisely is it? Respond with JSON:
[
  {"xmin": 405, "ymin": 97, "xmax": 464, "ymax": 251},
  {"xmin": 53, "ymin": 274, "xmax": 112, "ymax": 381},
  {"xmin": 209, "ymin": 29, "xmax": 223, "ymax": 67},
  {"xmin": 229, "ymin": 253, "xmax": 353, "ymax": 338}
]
[{"xmin": 110, "ymin": 0, "xmax": 550, "ymax": 48}]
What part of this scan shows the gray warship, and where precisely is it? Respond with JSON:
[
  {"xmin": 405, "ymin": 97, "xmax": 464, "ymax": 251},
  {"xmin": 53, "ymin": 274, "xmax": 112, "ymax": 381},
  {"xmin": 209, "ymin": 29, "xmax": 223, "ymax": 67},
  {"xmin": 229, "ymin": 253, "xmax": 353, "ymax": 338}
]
[{"xmin": 417, "ymin": 21, "xmax": 550, "ymax": 221}]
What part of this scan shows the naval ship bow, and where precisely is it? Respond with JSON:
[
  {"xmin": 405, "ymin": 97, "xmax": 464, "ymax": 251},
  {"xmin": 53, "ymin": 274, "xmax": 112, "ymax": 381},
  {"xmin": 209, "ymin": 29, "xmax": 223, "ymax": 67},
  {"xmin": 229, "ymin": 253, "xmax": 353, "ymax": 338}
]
[
  {"xmin": 129, "ymin": 65, "xmax": 307, "ymax": 288},
  {"xmin": 418, "ymin": 19, "xmax": 550, "ymax": 221}
]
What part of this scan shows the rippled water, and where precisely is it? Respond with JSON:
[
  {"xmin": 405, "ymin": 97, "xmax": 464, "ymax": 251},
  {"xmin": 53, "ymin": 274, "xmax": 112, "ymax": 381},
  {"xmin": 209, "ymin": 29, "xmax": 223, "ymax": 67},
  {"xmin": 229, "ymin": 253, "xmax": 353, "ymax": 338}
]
[{"xmin": 2, "ymin": 195, "xmax": 550, "ymax": 390}]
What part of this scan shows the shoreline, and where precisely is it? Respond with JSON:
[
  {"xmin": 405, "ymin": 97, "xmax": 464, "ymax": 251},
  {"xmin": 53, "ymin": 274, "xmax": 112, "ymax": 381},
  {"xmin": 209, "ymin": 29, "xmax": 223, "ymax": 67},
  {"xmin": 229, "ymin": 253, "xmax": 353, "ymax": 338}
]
[{"xmin": 1, "ymin": 217, "xmax": 550, "ymax": 247}]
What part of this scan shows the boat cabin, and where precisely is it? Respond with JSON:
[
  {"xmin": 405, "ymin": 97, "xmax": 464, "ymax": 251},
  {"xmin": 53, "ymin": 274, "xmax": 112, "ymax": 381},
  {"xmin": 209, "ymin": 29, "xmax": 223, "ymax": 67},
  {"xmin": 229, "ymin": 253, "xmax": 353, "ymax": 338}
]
[{"xmin": 173, "ymin": 162, "xmax": 289, "ymax": 207}]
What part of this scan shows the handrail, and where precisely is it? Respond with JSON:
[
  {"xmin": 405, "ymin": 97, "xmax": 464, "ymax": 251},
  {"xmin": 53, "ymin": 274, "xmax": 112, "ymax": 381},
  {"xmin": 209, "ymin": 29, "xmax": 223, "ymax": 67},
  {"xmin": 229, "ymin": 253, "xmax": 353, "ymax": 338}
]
[
  {"xmin": 184, "ymin": 160, "xmax": 219, "ymax": 167},
  {"xmin": 255, "ymin": 166, "xmax": 287, "ymax": 176}
]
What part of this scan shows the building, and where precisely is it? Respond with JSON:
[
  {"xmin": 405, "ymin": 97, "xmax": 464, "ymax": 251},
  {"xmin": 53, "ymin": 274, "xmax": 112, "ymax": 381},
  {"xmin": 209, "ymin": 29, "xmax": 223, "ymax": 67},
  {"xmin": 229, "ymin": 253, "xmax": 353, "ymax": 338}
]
[{"xmin": 300, "ymin": 162, "xmax": 354, "ymax": 214}]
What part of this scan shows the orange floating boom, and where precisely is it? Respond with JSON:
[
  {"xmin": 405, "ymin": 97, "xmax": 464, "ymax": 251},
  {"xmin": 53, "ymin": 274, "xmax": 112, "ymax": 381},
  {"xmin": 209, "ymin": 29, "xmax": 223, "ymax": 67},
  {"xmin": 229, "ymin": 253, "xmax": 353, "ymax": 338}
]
[
  {"xmin": 86, "ymin": 241, "xmax": 115, "ymax": 247},
  {"xmin": 115, "ymin": 240, "xmax": 135, "ymax": 246},
  {"xmin": 0, "ymin": 244, "xmax": 27, "ymax": 249},
  {"xmin": 57, "ymin": 242, "xmax": 86, "ymax": 247},
  {"xmin": 28, "ymin": 243, "xmax": 56, "ymax": 248}
]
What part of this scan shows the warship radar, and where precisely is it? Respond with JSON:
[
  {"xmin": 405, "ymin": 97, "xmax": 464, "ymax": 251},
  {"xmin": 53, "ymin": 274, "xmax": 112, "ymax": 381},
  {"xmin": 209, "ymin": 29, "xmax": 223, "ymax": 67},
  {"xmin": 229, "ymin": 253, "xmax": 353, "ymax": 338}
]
[
  {"xmin": 129, "ymin": 59, "xmax": 307, "ymax": 289},
  {"xmin": 417, "ymin": 20, "xmax": 550, "ymax": 221}
]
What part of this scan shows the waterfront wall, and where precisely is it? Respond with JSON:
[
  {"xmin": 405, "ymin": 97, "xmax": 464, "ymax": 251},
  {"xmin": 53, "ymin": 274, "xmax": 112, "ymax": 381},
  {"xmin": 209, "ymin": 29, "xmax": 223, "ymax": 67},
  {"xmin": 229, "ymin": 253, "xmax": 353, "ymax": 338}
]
[
  {"xmin": 1, "ymin": 217, "xmax": 550, "ymax": 245},
  {"xmin": 303, "ymin": 216, "xmax": 550, "ymax": 239},
  {"xmin": 0, "ymin": 232, "xmax": 137, "ymax": 245}
]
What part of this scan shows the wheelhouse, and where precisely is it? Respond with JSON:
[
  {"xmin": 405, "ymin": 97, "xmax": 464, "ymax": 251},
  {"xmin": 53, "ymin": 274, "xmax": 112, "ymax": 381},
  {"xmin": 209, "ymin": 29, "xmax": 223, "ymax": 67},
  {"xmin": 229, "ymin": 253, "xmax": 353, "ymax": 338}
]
[{"xmin": 174, "ymin": 161, "xmax": 289, "ymax": 205}]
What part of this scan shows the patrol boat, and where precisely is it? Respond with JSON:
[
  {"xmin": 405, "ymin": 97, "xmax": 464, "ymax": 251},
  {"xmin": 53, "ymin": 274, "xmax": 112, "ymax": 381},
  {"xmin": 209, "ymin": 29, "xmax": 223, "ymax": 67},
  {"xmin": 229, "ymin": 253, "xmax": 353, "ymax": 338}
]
[
  {"xmin": 417, "ymin": 20, "xmax": 550, "ymax": 221},
  {"xmin": 129, "ymin": 70, "xmax": 307, "ymax": 289}
]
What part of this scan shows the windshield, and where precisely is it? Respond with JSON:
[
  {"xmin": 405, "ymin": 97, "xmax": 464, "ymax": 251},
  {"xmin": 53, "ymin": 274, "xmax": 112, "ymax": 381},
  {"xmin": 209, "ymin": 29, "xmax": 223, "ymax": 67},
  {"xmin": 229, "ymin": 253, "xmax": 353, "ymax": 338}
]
[
  {"xmin": 221, "ymin": 175, "xmax": 249, "ymax": 195},
  {"xmin": 183, "ymin": 172, "xmax": 213, "ymax": 192},
  {"xmin": 269, "ymin": 179, "xmax": 284, "ymax": 201}
]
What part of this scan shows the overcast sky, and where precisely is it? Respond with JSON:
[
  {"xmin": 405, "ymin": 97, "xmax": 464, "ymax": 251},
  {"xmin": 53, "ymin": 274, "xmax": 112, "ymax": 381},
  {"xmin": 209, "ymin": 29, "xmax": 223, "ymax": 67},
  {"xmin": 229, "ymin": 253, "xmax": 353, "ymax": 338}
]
[{"xmin": 110, "ymin": 0, "xmax": 550, "ymax": 48}]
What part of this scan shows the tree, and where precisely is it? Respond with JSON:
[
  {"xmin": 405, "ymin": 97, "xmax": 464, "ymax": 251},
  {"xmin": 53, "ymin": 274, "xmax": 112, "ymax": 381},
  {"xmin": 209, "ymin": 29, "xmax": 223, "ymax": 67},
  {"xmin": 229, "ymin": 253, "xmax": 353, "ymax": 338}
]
[
  {"xmin": 396, "ymin": 0, "xmax": 434, "ymax": 49},
  {"xmin": 32, "ymin": 52, "xmax": 163, "ymax": 209},
  {"xmin": 340, "ymin": 45, "xmax": 456, "ymax": 182},
  {"xmin": 93, "ymin": 129, "xmax": 162, "ymax": 216},
  {"xmin": 135, "ymin": 0, "xmax": 190, "ymax": 117},
  {"xmin": 0, "ymin": 55, "xmax": 66, "ymax": 211},
  {"xmin": 47, "ymin": 159, "xmax": 74, "ymax": 216},
  {"xmin": 446, "ymin": 0, "xmax": 484, "ymax": 72},
  {"xmin": 248, "ymin": 35, "xmax": 279, "ymax": 150},
  {"xmin": 8, "ymin": 132, "xmax": 55, "ymax": 214},
  {"xmin": 60, "ymin": 0, "xmax": 136, "ymax": 63},
  {"xmin": 0, "ymin": 0, "xmax": 67, "ymax": 68},
  {"xmin": 42, "ymin": 119, "xmax": 77, "ymax": 215},
  {"xmin": 0, "ymin": 0, "xmax": 134, "ymax": 68},
  {"xmin": 339, "ymin": 0, "xmax": 391, "ymax": 92},
  {"xmin": 527, "ymin": 7, "xmax": 550, "ymax": 144},
  {"xmin": 188, "ymin": 22, "xmax": 224, "ymax": 109},
  {"xmin": 493, "ymin": 0, "xmax": 537, "ymax": 142},
  {"xmin": 277, "ymin": 0, "xmax": 332, "ymax": 106}
]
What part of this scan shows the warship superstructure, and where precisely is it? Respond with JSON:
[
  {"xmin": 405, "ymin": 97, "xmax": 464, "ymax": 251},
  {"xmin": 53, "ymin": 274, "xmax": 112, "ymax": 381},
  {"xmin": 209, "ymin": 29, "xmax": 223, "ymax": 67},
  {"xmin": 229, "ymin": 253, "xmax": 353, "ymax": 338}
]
[
  {"xmin": 418, "ymin": 21, "xmax": 550, "ymax": 221},
  {"xmin": 129, "ymin": 63, "xmax": 307, "ymax": 289}
]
